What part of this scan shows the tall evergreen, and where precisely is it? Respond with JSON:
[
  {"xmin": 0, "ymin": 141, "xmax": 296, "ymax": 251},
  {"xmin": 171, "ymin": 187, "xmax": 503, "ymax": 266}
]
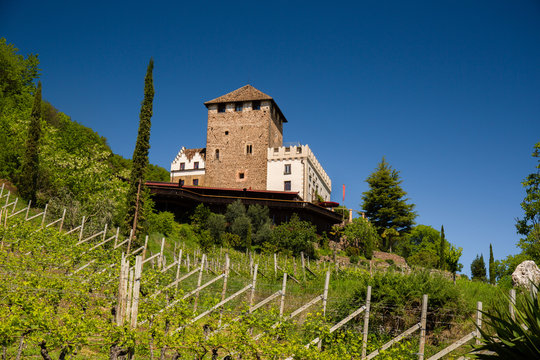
[
  {"xmin": 438, "ymin": 225, "xmax": 446, "ymax": 270},
  {"xmin": 489, "ymin": 243, "xmax": 495, "ymax": 284},
  {"xmin": 18, "ymin": 81, "xmax": 42, "ymax": 203},
  {"xmin": 361, "ymin": 158, "xmax": 416, "ymax": 250},
  {"xmin": 125, "ymin": 59, "xmax": 154, "ymax": 239},
  {"xmin": 471, "ymin": 254, "xmax": 487, "ymax": 282}
]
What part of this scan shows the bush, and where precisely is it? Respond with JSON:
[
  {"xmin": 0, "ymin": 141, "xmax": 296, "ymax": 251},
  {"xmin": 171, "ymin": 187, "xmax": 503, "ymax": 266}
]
[
  {"xmin": 207, "ymin": 213, "xmax": 226, "ymax": 244},
  {"xmin": 335, "ymin": 271, "xmax": 464, "ymax": 332},
  {"xmin": 147, "ymin": 211, "xmax": 175, "ymax": 237},
  {"xmin": 271, "ymin": 214, "xmax": 317, "ymax": 258}
]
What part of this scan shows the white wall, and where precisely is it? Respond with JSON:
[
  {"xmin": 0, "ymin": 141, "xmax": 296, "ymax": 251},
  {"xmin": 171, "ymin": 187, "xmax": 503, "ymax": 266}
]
[
  {"xmin": 170, "ymin": 147, "xmax": 206, "ymax": 180},
  {"xmin": 267, "ymin": 158, "xmax": 304, "ymax": 195}
]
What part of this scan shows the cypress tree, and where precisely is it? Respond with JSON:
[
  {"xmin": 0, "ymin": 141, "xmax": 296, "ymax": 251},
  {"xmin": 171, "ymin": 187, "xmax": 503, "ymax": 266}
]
[
  {"xmin": 438, "ymin": 225, "xmax": 446, "ymax": 270},
  {"xmin": 19, "ymin": 81, "xmax": 42, "ymax": 203},
  {"xmin": 361, "ymin": 158, "xmax": 416, "ymax": 250},
  {"xmin": 489, "ymin": 243, "xmax": 495, "ymax": 284},
  {"xmin": 125, "ymin": 59, "xmax": 154, "ymax": 241}
]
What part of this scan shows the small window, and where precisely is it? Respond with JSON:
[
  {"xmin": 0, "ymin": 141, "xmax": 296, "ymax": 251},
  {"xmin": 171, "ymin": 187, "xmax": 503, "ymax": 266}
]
[
  {"xmin": 180, "ymin": 163, "xmax": 185, "ymax": 170},
  {"xmin": 179, "ymin": 179, "xmax": 184, "ymax": 186},
  {"xmin": 225, "ymin": 131, "xmax": 229, "ymax": 135},
  {"xmin": 236, "ymin": 103, "xmax": 243, "ymax": 112},
  {"xmin": 296, "ymin": 147, "xmax": 302, "ymax": 154},
  {"xmin": 246, "ymin": 144, "xmax": 253, "ymax": 154},
  {"xmin": 194, "ymin": 162, "xmax": 199, "ymax": 169},
  {"xmin": 285, "ymin": 147, "xmax": 290, "ymax": 153},
  {"xmin": 215, "ymin": 149, "xmax": 219, "ymax": 160},
  {"xmin": 193, "ymin": 179, "xmax": 199, "ymax": 186},
  {"xmin": 218, "ymin": 104, "xmax": 226, "ymax": 113},
  {"xmin": 284, "ymin": 164, "xmax": 291, "ymax": 175},
  {"xmin": 284, "ymin": 181, "xmax": 291, "ymax": 191},
  {"xmin": 252, "ymin": 101, "xmax": 260, "ymax": 110},
  {"xmin": 239, "ymin": 172, "xmax": 245, "ymax": 179},
  {"xmin": 274, "ymin": 147, "xmax": 279, "ymax": 152}
]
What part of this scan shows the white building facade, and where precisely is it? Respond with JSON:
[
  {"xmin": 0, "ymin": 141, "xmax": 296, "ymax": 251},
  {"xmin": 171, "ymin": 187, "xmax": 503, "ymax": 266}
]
[
  {"xmin": 266, "ymin": 145, "xmax": 331, "ymax": 202},
  {"xmin": 170, "ymin": 147, "xmax": 206, "ymax": 186}
]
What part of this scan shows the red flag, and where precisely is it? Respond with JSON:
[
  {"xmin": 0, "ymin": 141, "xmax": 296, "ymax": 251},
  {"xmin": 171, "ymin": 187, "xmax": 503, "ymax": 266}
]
[{"xmin": 342, "ymin": 184, "xmax": 345, "ymax": 202}]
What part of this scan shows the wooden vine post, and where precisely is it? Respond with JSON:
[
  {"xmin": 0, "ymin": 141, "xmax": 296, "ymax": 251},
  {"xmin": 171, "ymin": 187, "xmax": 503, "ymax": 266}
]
[
  {"xmin": 418, "ymin": 294, "xmax": 428, "ymax": 360},
  {"xmin": 361, "ymin": 285, "xmax": 372, "ymax": 359}
]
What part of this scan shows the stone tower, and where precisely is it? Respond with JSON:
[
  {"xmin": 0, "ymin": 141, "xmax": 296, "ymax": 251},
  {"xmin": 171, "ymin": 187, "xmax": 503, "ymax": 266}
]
[{"xmin": 204, "ymin": 85, "xmax": 286, "ymax": 190}]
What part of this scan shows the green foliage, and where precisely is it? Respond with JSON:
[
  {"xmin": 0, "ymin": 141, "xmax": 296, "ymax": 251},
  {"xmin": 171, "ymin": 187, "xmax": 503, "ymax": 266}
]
[
  {"xmin": 230, "ymin": 215, "xmax": 252, "ymax": 249},
  {"xmin": 515, "ymin": 142, "xmax": 540, "ymax": 240},
  {"xmin": 190, "ymin": 203, "xmax": 212, "ymax": 231},
  {"xmin": 475, "ymin": 284, "xmax": 540, "ymax": 359},
  {"xmin": 334, "ymin": 206, "xmax": 349, "ymax": 220},
  {"xmin": 342, "ymin": 217, "xmax": 379, "ymax": 259},
  {"xmin": 207, "ymin": 212, "xmax": 226, "ymax": 244},
  {"xmin": 446, "ymin": 244, "xmax": 463, "ymax": 282},
  {"xmin": 438, "ymin": 225, "xmax": 446, "ymax": 270},
  {"xmin": 336, "ymin": 271, "xmax": 463, "ymax": 332},
  {"xmin": 125, "ymin": 58, "xmax": 155, "ymax": 240},
  {"xmin": 471, "ymin": 254, "xmax": 487, "ymax": 282},
  {"xmin": 225, "ymin": 199, "xmax": 246, "ymax": 224},
  {"xmin": 270, "ymin": 213, "xmax": 317, "ymax": 258},
  {"xmin": 408, "ymin": 249, "xmax": 439, "ymax": 268},
  {"xmin": 489, "ymin": 243, "xmax": 495, "ymax": 285},
  {"xmin": 361, "ymin": 158, "xmax": 417, "ymax": 250},
  {"xmin": 17, "ymin": 81, "xmax": 42, "ymax": 203},
  {"xmin": 147, "ymin": 211, "xmax": 176, "ymax": 237},
  {"xmin": 0, "ymin": 38, "xmax": 39, "ymax": 110}
]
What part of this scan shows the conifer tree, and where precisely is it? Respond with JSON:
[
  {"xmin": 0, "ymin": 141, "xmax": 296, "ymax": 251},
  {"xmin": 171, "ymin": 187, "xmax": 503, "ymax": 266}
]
[
  {"xmin": 471, "ymin": 254, "xmax": 487, "ymax": 282},
  {"xmin": 361, "ymin": 158, "xmax": 416, "ymax": 250},
  {"xmin": 438, "ymin": 225, "xmax": 446, "ymax": 270},
  {"xmin": 489, "ymin": 243, "xmax": 495, "ymax": 284},
  {"xmin": 125, "ymin": 59, "xmax": 154, "ymax": 240},
  {"xmin": 19, "ymin": 81, "xmax": 42, "ymax": 203}
]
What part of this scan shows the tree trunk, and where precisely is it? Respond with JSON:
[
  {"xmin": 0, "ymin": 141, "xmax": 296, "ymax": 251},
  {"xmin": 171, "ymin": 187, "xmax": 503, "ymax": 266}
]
[
  {"xmin": 39, "ymin": 341, "xmax": 53, "ymax": 360},
  {"xmin": 15, "ymin": 333, "xmax": 26, "ymax": 360},
  {"xmin": 109, "ymin": 344, "xmax": 130, "ymax": 360}
]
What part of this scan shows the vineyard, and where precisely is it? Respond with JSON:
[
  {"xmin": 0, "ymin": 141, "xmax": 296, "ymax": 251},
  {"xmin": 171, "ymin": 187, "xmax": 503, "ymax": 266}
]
[{"xmin": 0, "ymin": 187, "xmax": 497, "ymax": 360}]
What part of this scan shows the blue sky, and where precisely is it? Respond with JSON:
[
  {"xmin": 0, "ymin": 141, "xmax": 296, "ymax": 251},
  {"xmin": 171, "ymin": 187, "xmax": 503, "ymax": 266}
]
[{"xmin": 2, "ymin": 0, "xmax": 539, "ymax": 274}]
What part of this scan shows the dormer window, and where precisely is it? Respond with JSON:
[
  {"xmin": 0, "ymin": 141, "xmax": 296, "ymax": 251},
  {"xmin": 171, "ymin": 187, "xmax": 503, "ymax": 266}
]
[
  {"xmin": 236, "ymin": 103, "xmax": 243, "ymax": 112},
  {"xmin": 218, "ymin": 104, "xmax": 226, "ymax": 113},
  {"xmin": 252, "ymin": 101, "xmax": 260, "ymax": 110}
]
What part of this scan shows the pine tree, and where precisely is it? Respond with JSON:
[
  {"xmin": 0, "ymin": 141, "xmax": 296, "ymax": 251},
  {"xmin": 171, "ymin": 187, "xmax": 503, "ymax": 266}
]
[
  {"xmin": 125, "ymin": 59, "xmax": 154, "ymax": 241},
  {"xmin": 18, "ymin": 81, "xmax": 42, "ymax": 203},
  {"xmin": 438, "ymin": 225, "xmax": 446, "ymax": 270},
  {"xmin": 361, "ymin": 158, "xmax": 416, "ymax": 250},
  {"xmin": 471, "ymin": 254, "xmax": 487, "ymax": 282},
  {"xmin": 489, "ymin": 243, "xmax": 495, "ymax": 284}
]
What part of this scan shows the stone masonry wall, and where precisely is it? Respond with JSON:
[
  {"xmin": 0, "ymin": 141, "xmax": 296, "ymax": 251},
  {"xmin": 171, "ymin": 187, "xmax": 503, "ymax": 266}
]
[{"xmin": 205, "ymin": 101, "xmax": 283, "ymax": 190}]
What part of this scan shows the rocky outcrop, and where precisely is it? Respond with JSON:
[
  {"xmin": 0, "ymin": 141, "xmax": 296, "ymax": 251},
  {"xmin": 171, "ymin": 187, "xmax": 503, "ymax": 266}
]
[{"xmin": 512, "ymin": 260, "xmax": 540, "ymax": 288}]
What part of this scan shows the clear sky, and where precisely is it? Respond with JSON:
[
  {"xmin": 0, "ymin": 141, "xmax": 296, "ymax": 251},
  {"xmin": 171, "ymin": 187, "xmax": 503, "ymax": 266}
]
[{"xmin": 2, "ymin": 0, "xmax": 539, "ymax": 275}]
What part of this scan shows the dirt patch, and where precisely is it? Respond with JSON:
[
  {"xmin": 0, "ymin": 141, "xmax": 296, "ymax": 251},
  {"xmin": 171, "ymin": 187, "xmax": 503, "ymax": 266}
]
[{"xmin": 372, "ymin": 251, "xmax": 408, "ymax": 268}]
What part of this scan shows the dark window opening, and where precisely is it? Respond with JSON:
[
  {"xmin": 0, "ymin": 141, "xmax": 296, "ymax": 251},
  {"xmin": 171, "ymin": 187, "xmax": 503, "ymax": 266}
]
[
  {"xmin": 239, "ymin": 172, "xmax": 245, "ymax": 179},
  {"xmin": 246, "ymin": 144, "xmax": 253, "ymax": 154},
  {"xmin": 215, "ymin": 149, "xmax": 219, "ymax": 160},
  {"xmin": 296, "ymin": 147, "xmax": 302, "ymax": 154},
  {"xmin": 194, "ymin": 162, "xmax": 199, "ymax": 169},
  {"xmin": 179, "ymin": 179, "xmax": 184, "ymax": 186},
  {"xmin": 285, "ymin": 147, "xmax": 290, "ymax": 152},
  {"xmin": 225, "ymin": 131, "xmax": 229, "ymax": 135},
  {"xmin": 193, "ymin": 179, "xmax": 199, "ymax": 186},
  {"xmin": 180, "ymin": 162, "xmax": 185, "ymax": 170},
  {"xmin": 284, "ymin": 164, "xmax": 291, "ymax": 175},
  {"xmin": 284, "ymin": 181, "xmax": 291, "ymax": 191},
  {"xmin": 218, "ymin": 104, "xmax": 226, "ymax": 113},
  {"xmin": 236, "ymin": 103, "xmax": 243, "ymax": 112},
  {"xmin": 252, "ymin": 101, "xmax": 260, "ymax": 110}
]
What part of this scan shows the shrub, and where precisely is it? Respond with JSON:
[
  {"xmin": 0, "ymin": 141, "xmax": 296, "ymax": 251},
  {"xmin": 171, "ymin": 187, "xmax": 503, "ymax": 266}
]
[
  {"xmin": 147, "ymin": 211, "xmax": 175, "ymax": 237},
  {"xmin": 271, "ymin": 214, "xmax": 317, "ymax": 258},
  {"xmin": 207, "ymin": 213, "xmax": 226, "ymax": 244}
]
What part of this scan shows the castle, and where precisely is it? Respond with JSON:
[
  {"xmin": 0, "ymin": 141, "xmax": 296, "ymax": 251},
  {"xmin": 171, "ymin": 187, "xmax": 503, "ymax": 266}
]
[{"xmin": 170, "ymin": 85, "xmax": 332, "ymax": 202}]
